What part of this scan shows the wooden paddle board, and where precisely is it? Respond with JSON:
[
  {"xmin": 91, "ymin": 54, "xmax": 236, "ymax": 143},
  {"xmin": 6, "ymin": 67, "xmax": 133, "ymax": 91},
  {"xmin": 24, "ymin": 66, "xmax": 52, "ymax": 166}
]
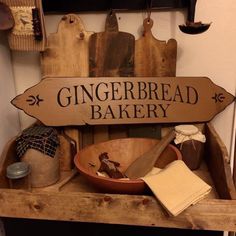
[
  {"xmin": 135, "ymin": 18, "xmax": 177, "ymax": 77},
  {"xmin": 40, "ymin": 14, "xmax": 93, "ymax": 152},
  {"xmin": 41, "ymin": 14, "xmax": 93, "ymax": 77},
  {"xmin": 129, "ymin": 18, "xmax": 177, "ymax": 139},
  {"xmin": 89, "ymin": 11, "xmax": 135, "ymax": 143}
]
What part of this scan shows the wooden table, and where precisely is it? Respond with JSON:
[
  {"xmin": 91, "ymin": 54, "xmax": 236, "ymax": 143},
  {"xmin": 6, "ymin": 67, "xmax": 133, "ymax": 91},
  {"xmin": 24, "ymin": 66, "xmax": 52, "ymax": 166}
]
[{"xmin": 0, "ymin": 123, "xmax": 235, "ymax": 232}]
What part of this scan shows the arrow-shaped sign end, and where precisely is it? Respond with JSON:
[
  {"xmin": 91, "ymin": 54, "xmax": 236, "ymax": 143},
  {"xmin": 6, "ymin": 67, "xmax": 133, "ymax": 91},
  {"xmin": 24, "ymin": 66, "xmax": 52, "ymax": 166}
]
[{"xmin": 11, "ymin": 95, "xmax": 22, "ymax": 110}]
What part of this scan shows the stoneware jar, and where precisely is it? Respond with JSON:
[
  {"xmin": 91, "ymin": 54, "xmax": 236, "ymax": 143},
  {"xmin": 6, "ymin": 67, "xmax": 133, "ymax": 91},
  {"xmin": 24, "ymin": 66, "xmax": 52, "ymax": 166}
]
[
  {"xmin": 16, "ymin": 125, "xmax": 60, "ymax": 187},
  {"xmin": 174, "ymin": 125, "xmax": 206, "ymax": 170}
]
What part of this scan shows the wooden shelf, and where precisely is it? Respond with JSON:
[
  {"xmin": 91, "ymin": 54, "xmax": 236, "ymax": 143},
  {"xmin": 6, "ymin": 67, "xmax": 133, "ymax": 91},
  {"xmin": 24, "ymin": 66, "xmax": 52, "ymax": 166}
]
[
  {"xmin": 0, "ymin": 123, "xmax": 235, "ymax": 231},
  {"xmin": 42, "ymin": 0, "xmax": 188, "ymax": 13},
  {"xmin": 0, "ymin": 189, "xmax": 235, "ymax": 232}
]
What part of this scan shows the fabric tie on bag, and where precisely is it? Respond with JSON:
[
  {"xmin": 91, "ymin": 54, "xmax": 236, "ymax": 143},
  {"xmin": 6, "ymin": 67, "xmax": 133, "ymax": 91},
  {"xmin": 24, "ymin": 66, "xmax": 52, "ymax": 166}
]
[{"xmin": 142, "ymin": 160, "xmax": 211, "ymax": 216}]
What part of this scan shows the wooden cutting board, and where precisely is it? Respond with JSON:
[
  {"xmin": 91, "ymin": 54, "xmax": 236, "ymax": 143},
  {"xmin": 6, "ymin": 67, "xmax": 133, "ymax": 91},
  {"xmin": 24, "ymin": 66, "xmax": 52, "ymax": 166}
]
[
  {"xmin": 41, "ymin": 14, "xmax": 93, "ymax": 77},
  {"xmin": 129, "ymin": 18, "xmax": 177, "ymax": 139},
  {"xmin": 89, "ymin": 11, "xmax": 135, "ymax": 143},
  {"xmin": 135, "ymin": 18, "xmax": 177, "ymax": 77},
  {"xmin": 40, "ymin": 14, "xmax": 93, "ymax": 158}
]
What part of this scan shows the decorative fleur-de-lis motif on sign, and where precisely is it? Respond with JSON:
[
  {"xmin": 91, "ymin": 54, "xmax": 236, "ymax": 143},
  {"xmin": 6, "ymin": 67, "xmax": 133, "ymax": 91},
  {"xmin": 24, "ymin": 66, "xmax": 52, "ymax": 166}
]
[
  {"xmin": 211, "ymin": 93, "xmax": 225, "ymax": 103},
  {"xmin": 26, "ymin": 95, "xmax": 44, "ymax": 106}
]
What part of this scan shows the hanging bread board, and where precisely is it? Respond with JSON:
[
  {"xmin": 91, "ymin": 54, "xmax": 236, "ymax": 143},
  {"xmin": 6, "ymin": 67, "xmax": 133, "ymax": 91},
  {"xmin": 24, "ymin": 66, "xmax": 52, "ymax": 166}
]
[
  {"xmin": 129, "ymin": 18, "xmax": 177, "ymax": 139},
  {"xmin": 41, "ymin": 14, "xmax": 93, "ymax": 151},
  {"xmin": 89, "ymin": 10, "xmax": 135, "ymax": 77},
  {"xmin": 135, "ymin": 18, "xmax": 177, "ymax": 77},
  {"xmin": 89, "ymin": 11, "xmax": 135, "ymax": 142},
  {"xmin": 41, "ymin": 14, "xmax": 93, "ymax": 77},
  {"xmin": 11, "ymin": 76, "xmax": 235, "ymax": 126}
]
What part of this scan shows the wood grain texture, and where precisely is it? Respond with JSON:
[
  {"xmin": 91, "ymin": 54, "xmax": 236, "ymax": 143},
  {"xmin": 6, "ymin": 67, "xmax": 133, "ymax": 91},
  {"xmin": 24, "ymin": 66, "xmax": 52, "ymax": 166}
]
[
  {"xmin": 0, "ymin": 126, "xmax": 236, "ymax": 231},
  {"xmin": 130, "ymin": 18, "xmax": 177, "ymax": 140},
  {"xmin": 80, "ymin": 126, "xmax": 94, "ymax": 148},
  {"xmin": 205, "ymin": 123, "xmax": 236, "ymax": 199},
  {"xmin": 0, "ymin": 190, "xmax": 236, "ymax": 231},
  {"xmin": 89, "ymin": 11, "xmax": 135, "ymax": 143},
  {"xmin": 58, "ymin": 134, "xmax": 74, "ymax": 171},
  {"xmin": 12, "ymin": 77, "xmax": 235, "ymax": 126},
  {"xmin": 41, "ymin": 14, "xmax": 93, "ymax": 151},
  {"xmin": 41, "ymin": 14, "xmax": 93, "ymax": 77},
  {"xmin": 135, "ymin": 18, "xmax": 177, "ymax": 77},
  {"xmin": 89, "ymin": 11, "xmax": 135, "ymax": 77}
]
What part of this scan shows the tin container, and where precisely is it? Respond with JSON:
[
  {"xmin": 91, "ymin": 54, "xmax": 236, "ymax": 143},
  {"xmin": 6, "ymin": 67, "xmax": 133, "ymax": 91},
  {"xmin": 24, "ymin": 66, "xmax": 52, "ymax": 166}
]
[{"xmin": 6, "ymin": 162, "xmax": 31, "ymax": 190}]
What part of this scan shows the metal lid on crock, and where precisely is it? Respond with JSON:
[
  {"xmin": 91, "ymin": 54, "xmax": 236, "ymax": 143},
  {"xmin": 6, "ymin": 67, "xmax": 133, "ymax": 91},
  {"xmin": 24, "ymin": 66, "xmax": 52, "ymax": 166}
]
[{"xmin": 6, "ymin": 162, "xmax": 30, "ymax": 179}]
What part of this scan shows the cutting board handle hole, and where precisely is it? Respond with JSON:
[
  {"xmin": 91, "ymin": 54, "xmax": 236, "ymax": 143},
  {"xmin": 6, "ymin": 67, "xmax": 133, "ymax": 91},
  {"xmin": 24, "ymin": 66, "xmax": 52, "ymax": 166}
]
[{"xmin": 143, "ymin": 18, "xmax": 153, "ymax": 30}]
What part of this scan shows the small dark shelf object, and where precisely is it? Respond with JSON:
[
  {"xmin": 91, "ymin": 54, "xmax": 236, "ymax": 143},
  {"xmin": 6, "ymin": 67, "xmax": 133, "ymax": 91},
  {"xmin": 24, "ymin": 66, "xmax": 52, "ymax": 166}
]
[
  {"xmin": 42, "ymin": 0, "xmax": 188, "ymax": 13},
  {"xmin": 179, "ymin": 0, "xmax": 211, "ymax": 34}
]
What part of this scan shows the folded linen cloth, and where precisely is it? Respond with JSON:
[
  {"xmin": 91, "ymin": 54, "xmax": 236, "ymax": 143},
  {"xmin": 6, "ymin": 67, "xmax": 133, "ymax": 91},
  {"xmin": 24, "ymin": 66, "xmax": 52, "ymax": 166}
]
[{"xmin": 142, "ymin": 160, "xmax": 211, "ymax": 216}]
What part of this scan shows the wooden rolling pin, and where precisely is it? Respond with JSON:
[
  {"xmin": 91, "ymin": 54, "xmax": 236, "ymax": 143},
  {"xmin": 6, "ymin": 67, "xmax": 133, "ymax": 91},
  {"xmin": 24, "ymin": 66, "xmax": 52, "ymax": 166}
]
[{"xmin": 124, "ymin": 130, "xmax": 176, "ymax": 179}]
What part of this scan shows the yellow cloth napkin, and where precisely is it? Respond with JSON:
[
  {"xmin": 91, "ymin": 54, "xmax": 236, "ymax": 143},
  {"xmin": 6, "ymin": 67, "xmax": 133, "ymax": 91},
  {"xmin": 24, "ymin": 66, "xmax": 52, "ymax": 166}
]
[{"xmin": 142, "ymin": 160, "xmax": 211, "ymax": 216}]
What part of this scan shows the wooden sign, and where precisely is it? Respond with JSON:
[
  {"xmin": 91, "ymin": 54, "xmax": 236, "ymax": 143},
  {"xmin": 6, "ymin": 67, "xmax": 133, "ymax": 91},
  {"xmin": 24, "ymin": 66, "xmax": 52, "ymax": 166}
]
[{"xmin": 11, "ymin": 77, "xmax": 235, "ymax": 126}]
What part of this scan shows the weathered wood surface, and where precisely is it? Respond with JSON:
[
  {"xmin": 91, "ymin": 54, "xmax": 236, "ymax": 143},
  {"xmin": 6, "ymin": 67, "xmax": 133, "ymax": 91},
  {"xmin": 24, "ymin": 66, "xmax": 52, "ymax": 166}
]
[
  {"xmin": 89, "ymin": 11, "xmax": 134, "ymax": 77},
  {"xmin": 89, "ymin": 11, "xmax": 135, "ymax": 143},
  {"xmin": 11, "ymin": 76, "xmax": 235, "ymax": 126},
  {"xmin": 41, "ymin": 14, "xmax": 93, "ymax": 151},
  {"xmin": 0, "ymin": 123, "xmax": 236, "ymax": 231},
  {"xmin": 80, "ymin": 126, "xmax": 94, "ymax": 148},
  {"xmin": 205, "ymin": 123, "xmax": 236, "ymax": 199},
  {"xmin": 131, "ymin": 17, "xmax": 177, "ymax": 139},
  {"xmin": 0, "ymin": 190, "xmax": 236, "ymax": 231},
  {"xmin": 58, "ymin": 129, "xmax": 79, "ymax": 171},
  {"xmin": 135, "ymin": 18, "xmax": 177, "ymax": 77},
  {"xmin": 41, "ymin": 14, "xmax": 93, "ymax": 77}
]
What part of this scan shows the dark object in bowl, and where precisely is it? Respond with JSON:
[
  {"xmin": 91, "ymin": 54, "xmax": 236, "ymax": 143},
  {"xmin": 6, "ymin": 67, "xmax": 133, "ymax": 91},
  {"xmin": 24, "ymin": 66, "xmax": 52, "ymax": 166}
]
[{"xmin": 74, "ymin": 138, "xmax": 182, "ymax": 194}]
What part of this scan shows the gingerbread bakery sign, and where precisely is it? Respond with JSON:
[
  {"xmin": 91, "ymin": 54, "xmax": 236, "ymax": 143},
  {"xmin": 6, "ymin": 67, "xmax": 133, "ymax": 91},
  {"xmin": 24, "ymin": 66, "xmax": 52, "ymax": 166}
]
[{"xmin": 12, "ymin": 77, "xmax": 235, "ymax": 126}]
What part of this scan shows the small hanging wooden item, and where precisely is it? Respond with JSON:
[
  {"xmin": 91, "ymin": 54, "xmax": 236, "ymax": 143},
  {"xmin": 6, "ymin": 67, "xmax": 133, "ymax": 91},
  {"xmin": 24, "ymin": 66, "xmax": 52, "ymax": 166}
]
[
  {"xmin": 2, "ymin": 0, "xmax": 46, "ymax": 51},
  {"xmin": 16, "ymin": 125, "xmax": 60, "ymax": 187}
]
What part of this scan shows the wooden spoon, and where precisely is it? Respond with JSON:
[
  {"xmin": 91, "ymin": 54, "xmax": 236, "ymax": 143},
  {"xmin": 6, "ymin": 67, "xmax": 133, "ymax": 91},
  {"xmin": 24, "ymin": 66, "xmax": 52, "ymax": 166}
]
[{"xmin": 124, "ymin": 130, "xmax": 176, "ymax": 179}]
